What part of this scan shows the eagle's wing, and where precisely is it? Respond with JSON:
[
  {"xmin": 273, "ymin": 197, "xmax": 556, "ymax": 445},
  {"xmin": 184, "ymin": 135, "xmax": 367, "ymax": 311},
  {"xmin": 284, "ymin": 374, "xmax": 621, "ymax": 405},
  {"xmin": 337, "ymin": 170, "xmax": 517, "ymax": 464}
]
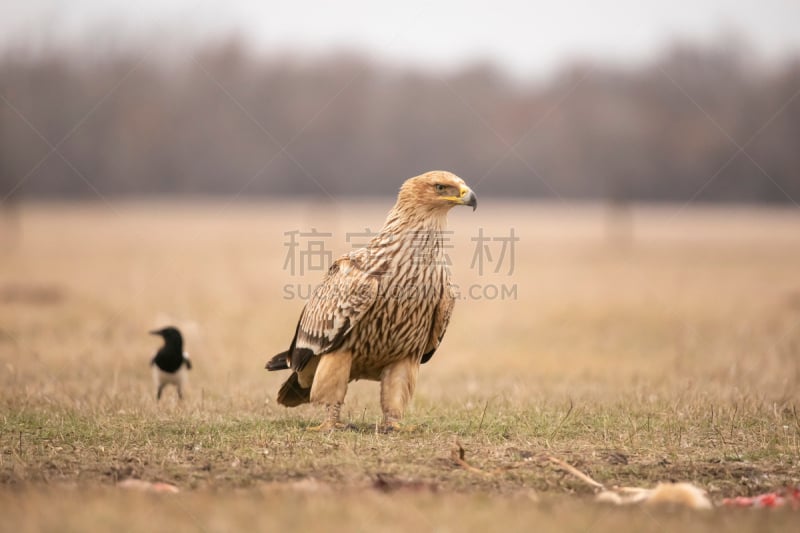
[
  {"xmin": 421, "ymin": 270, "xmax": 455, "ymax": 364},
  {"xmin": 281, "ymin": 250, "xmax": 379, "ymax": 372}
]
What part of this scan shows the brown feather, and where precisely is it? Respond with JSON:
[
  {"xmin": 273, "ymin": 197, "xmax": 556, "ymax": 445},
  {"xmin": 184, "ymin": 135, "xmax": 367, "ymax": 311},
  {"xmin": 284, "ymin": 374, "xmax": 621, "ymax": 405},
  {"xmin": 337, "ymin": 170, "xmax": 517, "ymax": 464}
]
[{"xmin": 277, "ymin": 373, "xmax": 311, "ymax": 407}]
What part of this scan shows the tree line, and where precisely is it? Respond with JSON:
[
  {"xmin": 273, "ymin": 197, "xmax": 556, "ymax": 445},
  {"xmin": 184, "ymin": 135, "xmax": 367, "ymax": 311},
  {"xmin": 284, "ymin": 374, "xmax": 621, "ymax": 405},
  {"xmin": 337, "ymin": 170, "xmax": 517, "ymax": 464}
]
[{"xmin": 1, "ymin": 37, "xmax": 798, "ymax": 202}]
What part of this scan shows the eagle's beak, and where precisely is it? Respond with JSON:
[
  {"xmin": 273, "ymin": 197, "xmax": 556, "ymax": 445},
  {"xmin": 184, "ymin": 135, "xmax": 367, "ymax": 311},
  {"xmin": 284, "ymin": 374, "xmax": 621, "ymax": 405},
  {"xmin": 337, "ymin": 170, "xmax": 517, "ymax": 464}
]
[
  {"xmin": 149, "ymin": 329, "xmax": 163, "ymax": 336},
  {"xmin": 459, "ymin": 186, "xmax": 478, "ymax": 211}
]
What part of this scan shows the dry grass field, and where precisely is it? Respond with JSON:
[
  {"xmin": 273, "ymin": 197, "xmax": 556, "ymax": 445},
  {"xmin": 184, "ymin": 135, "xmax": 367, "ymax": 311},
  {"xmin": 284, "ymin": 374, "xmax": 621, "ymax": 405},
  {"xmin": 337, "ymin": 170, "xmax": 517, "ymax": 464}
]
[{"xmin": 1, "ymin": 200, "xmax": 800, "ymax": 531}]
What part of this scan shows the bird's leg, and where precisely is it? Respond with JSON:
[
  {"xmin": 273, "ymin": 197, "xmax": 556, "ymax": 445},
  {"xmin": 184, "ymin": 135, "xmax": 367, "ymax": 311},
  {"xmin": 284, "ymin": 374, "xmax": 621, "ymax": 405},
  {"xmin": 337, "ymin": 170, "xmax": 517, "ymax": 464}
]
[
  {"xmin": 177, "ymin": 385, "xmax": 183, "ymax": 400},
  {"xmin": 308, "ymin": 352, "xmax": 352, "ymax": 431},
  {"xmin": 156, "ymin": 383, "xmax": 166, "ymax": 401},
  {"xmin": 379, "ymin": 358, "xmax": 419, "ymax": 433},
  {"xmin": 308, "ymin": 402, "xmax": 344, "ymax": 432}
]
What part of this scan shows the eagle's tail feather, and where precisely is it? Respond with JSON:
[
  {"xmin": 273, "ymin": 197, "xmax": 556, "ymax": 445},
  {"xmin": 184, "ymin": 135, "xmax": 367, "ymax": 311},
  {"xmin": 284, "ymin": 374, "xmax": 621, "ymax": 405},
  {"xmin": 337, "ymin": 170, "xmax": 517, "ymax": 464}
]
[
  {"xmin": 266, "ymin": 351, "xmax": 290, "ymax": 371},
  {"xmin": 277, "ymin": 373, "xmax": 311, "ymax": 407}
]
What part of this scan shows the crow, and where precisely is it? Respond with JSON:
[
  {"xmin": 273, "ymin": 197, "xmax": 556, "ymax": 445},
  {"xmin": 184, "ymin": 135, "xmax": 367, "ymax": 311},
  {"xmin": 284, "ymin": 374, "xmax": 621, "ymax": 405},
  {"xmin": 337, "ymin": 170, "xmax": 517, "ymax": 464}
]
[{"xmin": 149, "ymin": 326, "xmax": 192, "ymax": 400}]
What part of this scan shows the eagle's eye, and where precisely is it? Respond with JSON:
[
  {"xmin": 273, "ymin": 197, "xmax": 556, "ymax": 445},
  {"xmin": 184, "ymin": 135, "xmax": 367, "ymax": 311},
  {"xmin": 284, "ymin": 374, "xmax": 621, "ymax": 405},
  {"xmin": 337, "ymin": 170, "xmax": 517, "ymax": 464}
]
[{"xmin": 434, "ymin": 184, "xmax": 447, "ymax": 193}]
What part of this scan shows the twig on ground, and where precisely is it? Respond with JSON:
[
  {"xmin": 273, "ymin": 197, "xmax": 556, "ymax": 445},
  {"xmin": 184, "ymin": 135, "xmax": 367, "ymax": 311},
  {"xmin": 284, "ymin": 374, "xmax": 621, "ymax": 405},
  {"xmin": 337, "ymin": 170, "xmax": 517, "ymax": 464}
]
[
  {"xmin": 545, "ymin": 455, "xmax": 605, "ymax": 491},
  {"xmin": 451, "ymin": 440, "xmax": 491, "ymax": 475}
]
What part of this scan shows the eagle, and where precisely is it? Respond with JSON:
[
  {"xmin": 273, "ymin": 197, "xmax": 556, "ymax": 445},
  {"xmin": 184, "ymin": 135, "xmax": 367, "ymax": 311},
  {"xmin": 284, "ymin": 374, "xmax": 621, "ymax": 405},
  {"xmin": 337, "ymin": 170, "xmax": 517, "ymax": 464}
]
[{"xmin": 266, "ymin": 171, "xmax": 477, "ymax": 431}]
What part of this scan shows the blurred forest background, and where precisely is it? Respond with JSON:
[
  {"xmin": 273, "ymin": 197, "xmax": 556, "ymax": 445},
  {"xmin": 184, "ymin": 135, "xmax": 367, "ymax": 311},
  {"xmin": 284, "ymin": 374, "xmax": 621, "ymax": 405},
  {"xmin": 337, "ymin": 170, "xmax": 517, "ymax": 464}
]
[{"xmin": 1, "ymin": 35, "xmax": 799, "ymax": 203}]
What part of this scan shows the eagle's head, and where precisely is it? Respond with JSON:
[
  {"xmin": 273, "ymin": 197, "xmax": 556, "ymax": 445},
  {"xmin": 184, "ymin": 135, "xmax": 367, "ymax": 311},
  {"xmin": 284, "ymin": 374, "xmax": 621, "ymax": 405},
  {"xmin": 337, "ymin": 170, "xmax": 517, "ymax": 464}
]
[{"xmin": 396, "ymin": 170, "xmax": 477, "ymax": 215}]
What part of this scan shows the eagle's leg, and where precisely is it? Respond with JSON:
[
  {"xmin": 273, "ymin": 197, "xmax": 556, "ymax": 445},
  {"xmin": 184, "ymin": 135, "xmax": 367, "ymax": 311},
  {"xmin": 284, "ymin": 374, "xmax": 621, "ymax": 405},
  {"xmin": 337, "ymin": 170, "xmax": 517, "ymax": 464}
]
[
  {"xmin": 308, "ymin": 351, "xmax": 353, "ymax": 431},
  {"xmin": 379, "ymin": 357, "xmax": 419, "ymax": 432}
]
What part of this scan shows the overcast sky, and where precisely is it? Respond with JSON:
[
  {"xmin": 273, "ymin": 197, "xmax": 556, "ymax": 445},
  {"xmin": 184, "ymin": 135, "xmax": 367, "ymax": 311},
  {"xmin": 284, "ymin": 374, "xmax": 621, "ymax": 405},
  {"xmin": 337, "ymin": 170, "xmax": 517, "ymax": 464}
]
[{"xmin": 3, "ymin": 0, "xmax": 800, "ymax": 78}]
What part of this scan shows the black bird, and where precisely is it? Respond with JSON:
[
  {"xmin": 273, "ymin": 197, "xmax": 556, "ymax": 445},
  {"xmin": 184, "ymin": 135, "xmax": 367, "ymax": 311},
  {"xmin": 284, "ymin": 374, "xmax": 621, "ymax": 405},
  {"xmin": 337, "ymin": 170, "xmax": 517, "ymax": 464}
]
[{"xmin": 149, "ymin": 326, "xmax": 192, "ymax": 400}]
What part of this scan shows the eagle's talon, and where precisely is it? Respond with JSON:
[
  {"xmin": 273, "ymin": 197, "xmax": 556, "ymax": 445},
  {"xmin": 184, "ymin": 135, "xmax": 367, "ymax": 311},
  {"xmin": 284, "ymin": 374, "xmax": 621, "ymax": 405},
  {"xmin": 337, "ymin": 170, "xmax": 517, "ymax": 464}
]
[
  {"xmin": 379, "ymin": 423, "xmax": 398, "ymax": 434},
  {"xmin": 307, "ymin": 402, "xmax": 350, "ymax": 431},
  {"xmin": 379, "ymin": 420, "xmax": 417, "ymax": 434}
]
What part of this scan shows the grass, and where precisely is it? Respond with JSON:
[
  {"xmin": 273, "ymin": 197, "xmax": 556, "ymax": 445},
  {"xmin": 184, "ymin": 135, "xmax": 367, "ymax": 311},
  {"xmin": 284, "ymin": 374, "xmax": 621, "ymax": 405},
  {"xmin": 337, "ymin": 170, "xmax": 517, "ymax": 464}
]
[{"xmin": 1, "ymin": 200, "xmax": 800, "ymax": 531}]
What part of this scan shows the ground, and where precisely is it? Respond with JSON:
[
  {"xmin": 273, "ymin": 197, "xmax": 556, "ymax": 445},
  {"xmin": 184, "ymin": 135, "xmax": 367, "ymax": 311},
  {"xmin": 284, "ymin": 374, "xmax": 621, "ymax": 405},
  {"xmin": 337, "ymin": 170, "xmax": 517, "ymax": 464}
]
[{"xmin": 1, "ymin": 201, "xmax": 799, "ymax": 531}]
